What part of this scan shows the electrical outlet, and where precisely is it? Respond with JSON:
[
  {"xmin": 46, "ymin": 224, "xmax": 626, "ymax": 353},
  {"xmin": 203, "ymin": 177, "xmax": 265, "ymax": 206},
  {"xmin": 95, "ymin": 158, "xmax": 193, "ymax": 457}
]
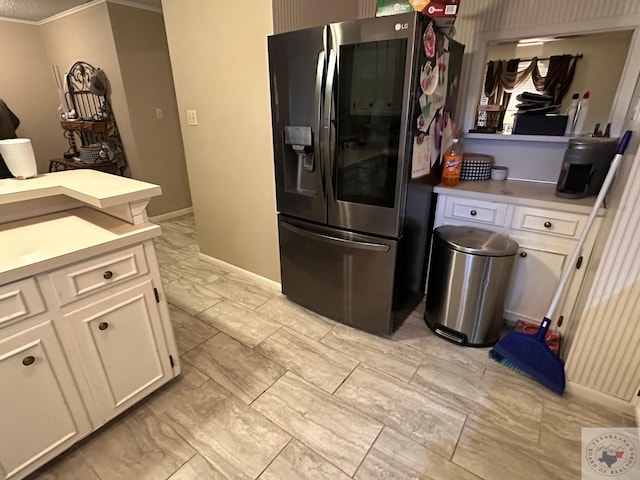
[
  {"xmin": 155, "ymin": 108, "xmax": 163, "ymax": 120},
  {"xmin": 187, "ymin": 109, "xmax": 198, "ymax": 126}
]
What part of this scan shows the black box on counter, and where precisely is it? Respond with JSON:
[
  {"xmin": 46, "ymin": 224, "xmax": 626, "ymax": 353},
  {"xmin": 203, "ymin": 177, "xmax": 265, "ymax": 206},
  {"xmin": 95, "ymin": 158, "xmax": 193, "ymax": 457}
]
[{"xmin": 512, "ymin": 114, "xmax": 568, "ymax": 136}]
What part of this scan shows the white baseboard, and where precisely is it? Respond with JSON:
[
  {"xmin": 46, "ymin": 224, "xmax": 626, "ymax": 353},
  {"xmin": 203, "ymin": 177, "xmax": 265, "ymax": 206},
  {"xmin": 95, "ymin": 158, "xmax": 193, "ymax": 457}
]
[
  {"xmin": 198, "ymin": 252, "xmax": 281, "ymax": 291},
  {"xmin": 149, "ymin": 207, "xmax": 193, "ymax": 222},
  {"xmin": 566, "ymin": 381, "xmax": 635, "ymax": 416}
]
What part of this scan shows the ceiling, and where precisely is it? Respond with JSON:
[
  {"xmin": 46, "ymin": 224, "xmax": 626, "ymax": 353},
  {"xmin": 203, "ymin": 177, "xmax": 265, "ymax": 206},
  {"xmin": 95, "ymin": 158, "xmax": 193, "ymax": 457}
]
[{"xmin": 0, "ymin": 0, "xmax": 162, "ymax": 22}]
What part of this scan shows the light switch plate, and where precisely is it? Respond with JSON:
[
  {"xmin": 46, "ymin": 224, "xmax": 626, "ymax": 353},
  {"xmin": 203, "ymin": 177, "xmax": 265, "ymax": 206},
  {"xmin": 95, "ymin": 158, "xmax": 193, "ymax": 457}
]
[{"xmin": 187, "ymin": 109, "xmax": 198, "ymax": 126}]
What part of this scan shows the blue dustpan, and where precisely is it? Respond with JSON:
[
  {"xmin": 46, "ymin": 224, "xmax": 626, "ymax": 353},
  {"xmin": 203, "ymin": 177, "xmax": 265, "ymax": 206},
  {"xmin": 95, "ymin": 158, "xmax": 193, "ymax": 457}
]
[{"xmin": 490, "ymin": 317, "xmax": 565, "ymax": 394}]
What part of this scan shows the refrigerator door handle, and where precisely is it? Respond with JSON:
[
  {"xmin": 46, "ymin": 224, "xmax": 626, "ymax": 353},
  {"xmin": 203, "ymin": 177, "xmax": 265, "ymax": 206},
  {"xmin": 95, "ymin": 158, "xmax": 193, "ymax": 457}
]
[
  {"xmin": 314, "ymin": 50, "xmax": 326, "ymax": 187},
  {"xmin": 323, "ymin": 49, "xmax": 337, "ymax": 204},
  {"xmin": 280, "ymin": 221, "xmax": 391, "ymax": 252}
]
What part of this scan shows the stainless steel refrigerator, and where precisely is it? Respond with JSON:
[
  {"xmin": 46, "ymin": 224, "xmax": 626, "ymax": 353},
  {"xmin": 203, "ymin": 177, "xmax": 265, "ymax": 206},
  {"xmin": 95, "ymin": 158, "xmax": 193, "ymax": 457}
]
[{"xmin": 268, "ymin": 12, "xmax": 464, "ymax": 335}]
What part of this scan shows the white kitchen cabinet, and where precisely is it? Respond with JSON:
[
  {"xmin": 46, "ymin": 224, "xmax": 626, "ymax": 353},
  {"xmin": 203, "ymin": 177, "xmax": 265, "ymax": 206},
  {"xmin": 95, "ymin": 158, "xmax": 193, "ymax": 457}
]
[
  {"xmin": 503, "ymin": 242, "xmax": 568, "ymax": 323},
  {"xmin": 0, "ymin": 170, "xmax": 179, "ymax": 480},
  {"xmin": 433, "ymin": 189, "xmax": 601, "ymax": 334},
  {"xmin": 0, "ymin": 318, "xmax": 91, "ymax": 480},
  {"xmin": 64, "ymin": 279, "xmax": 172, "ymax": 423}
]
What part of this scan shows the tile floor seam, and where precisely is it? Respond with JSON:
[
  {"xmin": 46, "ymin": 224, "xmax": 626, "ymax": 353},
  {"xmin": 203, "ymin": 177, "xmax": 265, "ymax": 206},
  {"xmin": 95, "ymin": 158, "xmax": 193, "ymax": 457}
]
[
  {"xmin": 252, "ymin": 435, "xmax": 294, "ymax": 480},
  {"xmin": 166, "ymin": 452, "xmax": 198, "ymax": 480},
  {"xmin": 329, "ymin": 361, "xmax": 362, "ymax": 396},
  {"xmin": 178, "ymin": 330, "xmax": 222, "ymax": 358},
  {"xmin": 450, "ymin": 414, "xmax": 469, "ymax": 462},
  {"xmin": 350, "ymin": 423, "xmax": 386, "ymax": 479}
]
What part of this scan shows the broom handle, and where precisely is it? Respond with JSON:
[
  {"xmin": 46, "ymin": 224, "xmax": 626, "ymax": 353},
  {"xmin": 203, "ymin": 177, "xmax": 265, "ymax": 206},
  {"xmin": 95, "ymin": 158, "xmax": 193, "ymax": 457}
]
[{"xmin": 545, "ymin": 130, "xmax": 632, "ymax": 321}]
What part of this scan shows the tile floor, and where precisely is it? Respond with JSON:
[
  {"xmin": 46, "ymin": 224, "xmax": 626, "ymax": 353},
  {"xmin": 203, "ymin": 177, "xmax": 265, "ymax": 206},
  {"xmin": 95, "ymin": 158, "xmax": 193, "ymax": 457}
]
[{"xmin": 31, "ymin": 214, "xmax": 637, "ymax": 480}]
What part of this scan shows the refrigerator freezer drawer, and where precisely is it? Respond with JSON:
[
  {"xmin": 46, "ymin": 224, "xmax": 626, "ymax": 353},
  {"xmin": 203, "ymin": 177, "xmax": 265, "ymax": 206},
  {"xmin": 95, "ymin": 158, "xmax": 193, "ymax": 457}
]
[{"xmin": 278, "ymin": 216, "xmax": 397, "ymax": 336}]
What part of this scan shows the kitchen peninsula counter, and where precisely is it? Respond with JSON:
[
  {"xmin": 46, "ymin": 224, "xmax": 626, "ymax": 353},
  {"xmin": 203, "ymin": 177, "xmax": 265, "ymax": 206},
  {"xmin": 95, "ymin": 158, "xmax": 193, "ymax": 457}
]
[{"xmin": 0, "ymin": 170, "xmax": 162, "ymax": 284}]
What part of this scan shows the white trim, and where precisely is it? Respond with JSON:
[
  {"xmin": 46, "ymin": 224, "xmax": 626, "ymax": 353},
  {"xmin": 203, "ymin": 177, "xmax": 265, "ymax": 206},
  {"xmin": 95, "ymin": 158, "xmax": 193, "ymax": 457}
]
[
  {"xmin": 0, "ymin": 16, "xmax": 38, "ymax": 25},
  {"xmin": 39, "ymin": 0, "xmax": 106, "ymax": 25},
  {"xmin": 148, "ymin": 207, "xmax": 193, "ymax": 222},
  {"xmin": 462, "ymin": 15, "xmax": 640, "ymax": 136},
  {"xmin": 38, "ymin": 0, "xmax": 161, "ymax": 25},
  {"xmin": 566, "ymin": 381, "xmax": 635, "ymax": 416},
  {"xmin": 198, "ymin": 252, "xmax": 282, "ymax": 291}
]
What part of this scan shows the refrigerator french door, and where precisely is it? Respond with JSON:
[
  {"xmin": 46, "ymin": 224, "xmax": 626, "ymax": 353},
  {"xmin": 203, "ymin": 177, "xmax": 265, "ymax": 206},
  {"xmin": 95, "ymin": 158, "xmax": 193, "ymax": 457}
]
[{"xmin": 268, "ymin": 13, "xmax": 452, "ymax": 335}]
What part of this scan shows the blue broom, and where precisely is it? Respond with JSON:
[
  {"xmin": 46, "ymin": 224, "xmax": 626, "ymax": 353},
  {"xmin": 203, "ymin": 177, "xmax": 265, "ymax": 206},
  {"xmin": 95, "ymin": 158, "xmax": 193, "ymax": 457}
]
[{"xmin": 490, "ymin": 130, "xmax": 633, "ymax": 395}]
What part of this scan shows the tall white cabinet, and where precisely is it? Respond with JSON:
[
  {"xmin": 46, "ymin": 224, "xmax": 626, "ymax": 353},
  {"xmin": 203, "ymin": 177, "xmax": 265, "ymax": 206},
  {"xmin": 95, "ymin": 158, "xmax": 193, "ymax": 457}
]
[{"xmin": 0, "ymin": 171, "xmax": 181, "ymax": 480}]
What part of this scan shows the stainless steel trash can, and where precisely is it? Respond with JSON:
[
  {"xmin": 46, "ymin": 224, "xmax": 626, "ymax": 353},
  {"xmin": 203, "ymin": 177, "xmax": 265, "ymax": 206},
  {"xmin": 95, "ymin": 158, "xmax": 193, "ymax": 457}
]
[{"xmin": 424, "ymin": 225, "xmax": 518, "ymax": 347}]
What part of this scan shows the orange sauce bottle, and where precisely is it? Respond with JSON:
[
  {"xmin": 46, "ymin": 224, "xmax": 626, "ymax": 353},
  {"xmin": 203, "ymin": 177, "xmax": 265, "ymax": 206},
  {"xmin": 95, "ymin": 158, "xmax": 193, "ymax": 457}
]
[{"xmin": 441, "ymin": 138, "xmax": 462, "ymax": 187}]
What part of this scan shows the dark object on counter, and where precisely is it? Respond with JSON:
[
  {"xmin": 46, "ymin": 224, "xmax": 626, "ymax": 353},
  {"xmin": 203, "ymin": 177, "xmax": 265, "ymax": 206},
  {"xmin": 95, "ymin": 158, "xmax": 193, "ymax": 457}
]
[
  {"xmin": 491, "ymin": 130, "xmax": 633, "ymax": 395},
  {"xmin": 424, "ymin": 226, "xmax": 518, "ymax": 347},
  {"xmin": 0, "ymin": 98, "xmax": 20, "ymax": 179},
  {"xmin": 469, "ymin": 126, "xmax": 497, "ymax": 134},
  {"xmin": 556, "ymin": 137, "xmax": 617, "ymax": 198},
  {"xmin": 512, "ymin": 113, "xmax": 568, "ymax": 136}
]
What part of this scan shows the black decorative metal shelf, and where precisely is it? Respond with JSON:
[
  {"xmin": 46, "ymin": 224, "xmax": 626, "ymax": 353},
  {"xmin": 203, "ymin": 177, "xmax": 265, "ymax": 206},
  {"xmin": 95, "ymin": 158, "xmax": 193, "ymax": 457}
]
[{"xmin": 59, "ymin": 61, "xmax": 126, "ymax": 175}]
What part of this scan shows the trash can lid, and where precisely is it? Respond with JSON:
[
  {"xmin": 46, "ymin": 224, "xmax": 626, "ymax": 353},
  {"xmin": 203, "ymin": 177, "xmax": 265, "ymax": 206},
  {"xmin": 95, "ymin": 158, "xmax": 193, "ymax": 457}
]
[{"xmin": 434, "ymin": 225, "xmax": 519, "ymax": 256}]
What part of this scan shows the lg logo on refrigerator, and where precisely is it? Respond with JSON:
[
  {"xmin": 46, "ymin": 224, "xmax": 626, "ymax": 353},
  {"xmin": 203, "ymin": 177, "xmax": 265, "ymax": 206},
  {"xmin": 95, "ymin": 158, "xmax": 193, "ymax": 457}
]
[{"xmin": 395, "ymin": 23, "xmax": 409, "ymax": 31}]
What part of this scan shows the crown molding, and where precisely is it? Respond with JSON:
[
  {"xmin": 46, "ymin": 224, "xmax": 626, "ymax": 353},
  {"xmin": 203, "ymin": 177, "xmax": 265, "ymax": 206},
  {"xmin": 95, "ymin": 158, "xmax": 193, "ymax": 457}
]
[
  {"xmin": 0, "ymin": 16, "xmax": 38, "ymax": 25},
  {"xmin": 38, "ymin": 0, "xmax": 161, "ymax": 25}
]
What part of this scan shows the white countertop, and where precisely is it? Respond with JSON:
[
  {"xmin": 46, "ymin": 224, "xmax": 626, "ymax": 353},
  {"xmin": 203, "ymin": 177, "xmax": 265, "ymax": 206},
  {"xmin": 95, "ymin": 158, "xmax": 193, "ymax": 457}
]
[
  {"xmin": 0, "ymin": 207, "xmax": 159, "ymax": 284},
  {"xmin": 434, "ymin": 179, "xmax": 602, "ymax": 215},
  {"xmin": 0, "ymin": 170, "xmax": 161, "ymax": 208}
]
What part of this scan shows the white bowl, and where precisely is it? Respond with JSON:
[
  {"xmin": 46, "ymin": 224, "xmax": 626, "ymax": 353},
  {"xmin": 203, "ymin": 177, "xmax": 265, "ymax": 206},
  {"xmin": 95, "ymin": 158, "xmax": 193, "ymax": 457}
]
[
  {"xmin": 0, "ymin": 138, "xmax": 37, "ymax": 179},
  {"xmin": 491, "ymin": 166, "xmax": 508, "ymax": 181}
]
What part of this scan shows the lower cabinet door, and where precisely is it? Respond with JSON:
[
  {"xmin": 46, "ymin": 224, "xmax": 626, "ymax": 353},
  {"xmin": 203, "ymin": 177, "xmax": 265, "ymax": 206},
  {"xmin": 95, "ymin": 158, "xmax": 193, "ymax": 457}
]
[
  {"xmin": 0, "ymin": 319, "xmax": 90, "ymax": 480},
  {"xmin": 64, "ymin": 280, "xmax": 172, "ymax": 422},
  {"xmin": 504, "ymin": 245, "xmax": 567, "ymax": 325}
]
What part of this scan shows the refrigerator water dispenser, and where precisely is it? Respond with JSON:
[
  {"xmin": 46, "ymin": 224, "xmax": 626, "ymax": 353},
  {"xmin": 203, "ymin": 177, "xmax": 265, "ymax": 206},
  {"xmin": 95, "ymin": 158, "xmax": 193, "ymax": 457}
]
[{"xmin": 284, "ymin": 125, "xmax": 316, "ymax": 194}]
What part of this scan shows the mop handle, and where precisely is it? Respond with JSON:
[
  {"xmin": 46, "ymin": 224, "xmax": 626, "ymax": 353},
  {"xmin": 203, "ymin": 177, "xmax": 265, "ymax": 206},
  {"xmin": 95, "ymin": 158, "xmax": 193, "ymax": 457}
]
[{"xmin": 545, "ymin": 130, "xmax": 632, "ymax": 320}]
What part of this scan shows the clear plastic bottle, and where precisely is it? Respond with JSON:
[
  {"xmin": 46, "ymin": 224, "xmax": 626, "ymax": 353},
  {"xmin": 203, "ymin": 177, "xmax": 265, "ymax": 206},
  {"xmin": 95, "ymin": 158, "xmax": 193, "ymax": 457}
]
[{"xmin": 441, "ymin": 138, "xmax": 463, "ymax": 186}]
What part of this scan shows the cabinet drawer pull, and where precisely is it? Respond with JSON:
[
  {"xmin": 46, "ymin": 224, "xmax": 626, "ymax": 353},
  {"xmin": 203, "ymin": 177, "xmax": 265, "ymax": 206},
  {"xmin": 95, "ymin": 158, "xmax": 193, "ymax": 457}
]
[
  {"xmin": 470, "ymin": 210, "xmax": 477, "ymax": 216},
  {"xmin": 520, "ymin": 251, "xmax": 527, "ymax": 258},
  {"xmin": 544, "ymin": 221, "xmax": 552, "ymax": 228},
  {"xmin": 98, "ymin": 322, "xmax": 109, "ymax": 331},
  {"xmin": 103, "ymin": 270, "xmax": 114, "ymax": 280},
  {"xmin": 22, "ymin": 356, "xmax": 35, "ymax": 366}
]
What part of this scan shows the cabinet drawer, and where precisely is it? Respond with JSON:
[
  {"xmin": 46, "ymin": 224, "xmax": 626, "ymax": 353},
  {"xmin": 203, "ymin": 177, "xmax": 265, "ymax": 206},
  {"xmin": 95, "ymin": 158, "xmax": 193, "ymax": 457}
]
[
  {"xmin": 0, "ymin": 278, "xmax": 45, "ymax": 329},
  {"xmin": 443, "ymin": 196, "xmax": 508, "ymax": 226},
  {"xmin": 49, "ymin": 245, "xmax": 149, "ymax": 306},
  {"xmin": 511, "ymin": 206, "xmax": 587, "ymax": 239}
]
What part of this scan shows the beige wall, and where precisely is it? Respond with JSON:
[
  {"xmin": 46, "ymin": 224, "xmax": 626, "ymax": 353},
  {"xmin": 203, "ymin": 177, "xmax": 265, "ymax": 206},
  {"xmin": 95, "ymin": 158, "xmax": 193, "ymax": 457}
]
[
  {"xmin": 0, "ymin": 20, "xmax": 68, "ymax": 173},
  {"xmin": 162, "ymin": 0, "xmax": 280, "ymax": 281},
  {"xmin": 108, "ymin": 3, "xmax": 191, "ymax": 216},
  {"xmin": 273, "ymin": 0, "xmax": 362, "ymax": 33}
]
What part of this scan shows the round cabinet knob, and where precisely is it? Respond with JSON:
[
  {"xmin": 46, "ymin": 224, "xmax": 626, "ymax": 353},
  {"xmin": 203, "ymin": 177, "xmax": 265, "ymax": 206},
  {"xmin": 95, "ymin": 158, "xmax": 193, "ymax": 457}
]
[
  {"xmin": 22, "ymin": 356, "xmax": 35, "ymax": 366},
  {"xmin": 103, "ymin": 270, "xmax": 113, "ymax": 280},
  {"xmin": 470, "ymin": 210, "xmax": 477, "ymax": 216},
  {"xmin": 520, "ymin": 251, "xmax": 528, "ymax": 258},
  {"xmin": 544, "ymin": 221, "xmax": 552, "ymax": 228},
  {"xmin": 98, "ymin": 322, "xmax": 109, "ymax": 331}
]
